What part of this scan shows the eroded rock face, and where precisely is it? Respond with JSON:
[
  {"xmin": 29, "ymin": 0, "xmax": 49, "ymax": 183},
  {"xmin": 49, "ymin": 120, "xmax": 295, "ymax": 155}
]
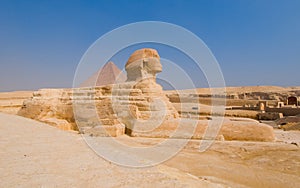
[
  {"xmin": 18, "ymin": 89, "xmax": 76, "ymax": 131},
  {"xmin": 18, "ymin": 87, "xmax": 129, "ymax": 135}
]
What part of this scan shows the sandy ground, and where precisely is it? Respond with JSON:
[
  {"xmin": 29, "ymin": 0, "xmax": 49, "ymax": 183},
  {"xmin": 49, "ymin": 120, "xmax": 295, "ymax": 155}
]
[
  {"xmin": 166, "ymin": 139, "xmax": 300, "ymax": 188},
  {"xmin": 1, "ymin": 112, "xmax": 300, "ymax": 187},
  {"xmin": 0, "ymin": 113, "xmax": 224, "ymax": 187}
]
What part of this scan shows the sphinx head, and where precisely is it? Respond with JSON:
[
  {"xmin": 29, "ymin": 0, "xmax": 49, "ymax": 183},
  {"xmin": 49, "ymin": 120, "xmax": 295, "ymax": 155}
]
[{"xmin": 125, "ymin": 48, "xmax": 162, "ymax": 82}]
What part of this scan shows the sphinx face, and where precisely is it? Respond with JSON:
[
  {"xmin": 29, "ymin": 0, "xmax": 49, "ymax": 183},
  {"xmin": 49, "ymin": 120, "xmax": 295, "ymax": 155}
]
[
  {"xmin": 125, "ymin": 48, "xmax": 162, "ymax": 82},
  {"xmin": 143, "ymin": 57, "xmax": 162, "ymax": 74},
  {"xmin": 125, "ymin": 58, "xmax": 162, "ymax": 82}
]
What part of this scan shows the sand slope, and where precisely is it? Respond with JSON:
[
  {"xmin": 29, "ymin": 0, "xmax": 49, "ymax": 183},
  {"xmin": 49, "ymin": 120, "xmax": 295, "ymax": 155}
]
[
  {"xmin": 1, "ymin": 112, "xmax": 300, "ymax": 187},
  {"xmin": 0, "ymin": 113, "xmax": 221, "ymax": 187}
]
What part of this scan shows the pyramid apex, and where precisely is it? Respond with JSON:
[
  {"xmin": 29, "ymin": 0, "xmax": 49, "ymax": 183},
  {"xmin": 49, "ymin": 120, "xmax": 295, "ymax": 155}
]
[{"xmin": 80, "ymin": 61, "xmax": 126, "ymax": 87}]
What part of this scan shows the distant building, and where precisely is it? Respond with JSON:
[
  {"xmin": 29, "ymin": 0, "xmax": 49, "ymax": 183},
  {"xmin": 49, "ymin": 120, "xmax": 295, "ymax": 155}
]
[{"xmin": 287, "ymin": 96, "xmax": 298, "ymax": 106}]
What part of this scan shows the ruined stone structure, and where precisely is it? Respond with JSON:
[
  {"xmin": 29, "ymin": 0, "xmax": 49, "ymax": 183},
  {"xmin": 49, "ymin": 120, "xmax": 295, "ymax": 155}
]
[
  {"xmin": 258, "ymin": 101, "xmax": 267, "ymax": 112},
  {"xmin": 257, "ymin": 112, "xmax": 283, "ymax": 120},
  {"xmin": 287, "ymin": 96, "xmax": 298, "ymax": 106},
  {"xmin": 18, "ymin": 48, "xmax": 275, "ymax": 141},
  {"xmin": 277, "ymin": 102, "xmax": 284, "ymax": 108}
]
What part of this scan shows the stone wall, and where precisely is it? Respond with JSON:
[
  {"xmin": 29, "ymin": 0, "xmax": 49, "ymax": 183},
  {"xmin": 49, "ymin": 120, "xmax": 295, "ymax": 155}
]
[
  {"xmin": 266, "ymin": 107, "xmax": 300, "ymax": 116},
  {"xmin": 257, "ymin": 112, "xmax": 283, "ymax": 120}
]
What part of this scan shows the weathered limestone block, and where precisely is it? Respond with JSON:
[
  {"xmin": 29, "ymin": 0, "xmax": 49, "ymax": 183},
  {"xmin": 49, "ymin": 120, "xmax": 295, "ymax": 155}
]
[
  {"xmin": 18, "ymin": 87, "xmax": 125, "ymax": 135},
  {"xmin": 72, "ymin": 87, "xmax": 125, "ymax": 136},
  {"xmin": 129, "ymin": 118, "xmax": 274, "ymax": 142},
  {"xmin": 219, "ymin": 121, "xmax": 274, "ymax": 141},
  {"xmin": 18, "ymin": 89, "xmax": 77, "ymax": 130}
]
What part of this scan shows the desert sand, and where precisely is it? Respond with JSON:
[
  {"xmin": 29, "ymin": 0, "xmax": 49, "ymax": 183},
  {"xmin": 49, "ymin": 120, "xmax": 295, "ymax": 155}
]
[
  {"xmin": 1, "ymin": 112, "xmax": 299, "ymax": 187},
  {"xmin": 0, "ymin": 112, "xmax": 221, "ymax": 187}
]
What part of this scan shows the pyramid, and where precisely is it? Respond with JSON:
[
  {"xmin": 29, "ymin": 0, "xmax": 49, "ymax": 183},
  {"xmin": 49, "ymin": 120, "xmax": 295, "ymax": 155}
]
[{"xmin": 80, "ymin": 61, "xmax": 126, "ymax": 87}]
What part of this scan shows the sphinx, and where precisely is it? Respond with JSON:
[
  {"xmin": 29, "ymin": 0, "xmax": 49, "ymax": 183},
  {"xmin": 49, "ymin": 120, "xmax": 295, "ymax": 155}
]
[{"xmin": 18, "ymin": 48, "xmax": 275, "ymax": 141}]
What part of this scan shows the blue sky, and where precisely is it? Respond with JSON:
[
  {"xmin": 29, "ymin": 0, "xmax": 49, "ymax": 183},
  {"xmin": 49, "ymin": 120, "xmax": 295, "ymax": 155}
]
[{"xmin": 0, "ymin": 0, "xmax": 299, "ymax": 91}]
